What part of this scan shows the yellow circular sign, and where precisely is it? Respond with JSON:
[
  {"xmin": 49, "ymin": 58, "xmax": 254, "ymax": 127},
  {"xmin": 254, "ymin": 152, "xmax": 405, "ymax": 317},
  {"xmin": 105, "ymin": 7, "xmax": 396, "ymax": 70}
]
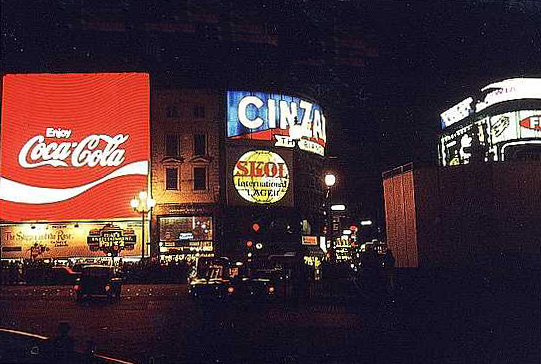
[{"xmin": 233, "ymin": 150, "xmax": 290, "ymax": 204}]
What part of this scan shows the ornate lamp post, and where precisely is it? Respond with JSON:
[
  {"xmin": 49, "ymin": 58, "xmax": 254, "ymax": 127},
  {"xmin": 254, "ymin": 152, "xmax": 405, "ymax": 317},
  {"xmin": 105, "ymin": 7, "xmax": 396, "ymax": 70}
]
[
  {"xmin": 324, "ymin": 173, "xmax": 336, "ymax": 263},
  {"xmin": 130, "ymin": 191, "xmax": 156, "ymax": 260}
]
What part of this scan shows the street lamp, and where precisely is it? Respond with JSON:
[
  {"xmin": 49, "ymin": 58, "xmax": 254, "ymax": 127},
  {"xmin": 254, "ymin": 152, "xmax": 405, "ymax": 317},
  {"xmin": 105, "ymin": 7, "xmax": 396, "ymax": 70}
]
[
  {"xmin": 324, "ymin": 173, "xmax": 336, "ymax": 263},
  {"xmin": 131, "ymin": 191, "xmax": 156, "ymax": 260}
]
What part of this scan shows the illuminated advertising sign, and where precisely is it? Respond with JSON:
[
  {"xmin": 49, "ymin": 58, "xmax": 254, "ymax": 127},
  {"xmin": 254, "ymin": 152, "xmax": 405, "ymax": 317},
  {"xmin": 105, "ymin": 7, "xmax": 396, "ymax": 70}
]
[
  {"xmin": 87, "ymin": 223, "xmax": 137, "ymax": 252},
  {"xmin": 476, "ymin": 78, "xmax": 541, "ymax": 112},
  {"xmin": 226, "ymin": 147, "xmax": 293, "ymax": 207},
  {"xmin": 0, "ymin": 73, "xmax": 150, "ymax": 222},
  {"xmin": 227, "ymin": 91, "xmax": 327, "ymax": 156},
  {"xmin": 440, "ymin": 78, "xmax": 541, "ymax": 129},
  {"xmin": 439, "ymin": 110, "xmax": 541, "ymax": 165},
  {"xmin": 0, "ymin": 222, "xmax": 143, "ymax": 259},
  {"xmin": 440, "ymin": 97, "xmax": 474, "ymax": 129},
  {"xmin": 233, "ymin": 150, "xmax": 290, "ymax": 204}
]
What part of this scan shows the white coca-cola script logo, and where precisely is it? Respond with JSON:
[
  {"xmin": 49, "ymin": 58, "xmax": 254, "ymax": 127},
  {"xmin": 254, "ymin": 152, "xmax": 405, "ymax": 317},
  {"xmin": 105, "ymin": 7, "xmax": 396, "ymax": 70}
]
[{"xmin": 18, "ymin": 128, "xmax": 129, "ymax": 168}]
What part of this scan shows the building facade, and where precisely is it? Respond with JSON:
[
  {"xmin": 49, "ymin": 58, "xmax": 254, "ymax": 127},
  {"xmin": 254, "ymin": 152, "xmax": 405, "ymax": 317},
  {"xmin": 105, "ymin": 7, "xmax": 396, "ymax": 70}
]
[{"xmin": 151, "ymin": 89, "xmax": 330, "ymax": 264}]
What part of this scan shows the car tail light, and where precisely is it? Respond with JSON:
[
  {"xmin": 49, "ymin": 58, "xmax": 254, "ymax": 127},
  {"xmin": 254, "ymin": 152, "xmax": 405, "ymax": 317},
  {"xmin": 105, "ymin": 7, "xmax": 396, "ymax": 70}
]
[
  {"xmin": 105, "ymin": 285, "xmax": 111, "ymax": 292},
  {"xmin": 74, "ymin": 285, "xmax": 80, "ymax": 291},
  {"xmin": 268, "ymin": 286, "xmax": 275, "ymax": 294},
  {"xmin": 227, "ymin": 286, "xmax": 235, "ymax": 294}
]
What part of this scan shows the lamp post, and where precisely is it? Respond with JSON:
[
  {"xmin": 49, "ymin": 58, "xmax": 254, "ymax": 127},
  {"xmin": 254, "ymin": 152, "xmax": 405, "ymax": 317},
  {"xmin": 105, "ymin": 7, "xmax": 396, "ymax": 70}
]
[
  {"xmin": 130, "ymin": 191, "xmax": 156, "ymax": 261},
  {"xmin": 324, "ymin": 173, "xmax": 336, "ymax": 263}
]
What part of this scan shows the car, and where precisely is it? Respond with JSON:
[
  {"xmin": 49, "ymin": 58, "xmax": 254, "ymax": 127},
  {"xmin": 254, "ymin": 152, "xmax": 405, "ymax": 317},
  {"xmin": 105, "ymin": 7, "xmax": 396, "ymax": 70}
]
[
  {"xmin": 230, "ymin": 270, "xmax": 276, "ymax": 300},
  {"xmin": 49, "ymin": 266, "xmax": 81, "ymax": 285},
  {"xmin": 74, "ymin": 265, "xmax": 122, "ymax": 302},
  {"xmin": 24, "ymin": 266, "xmax": 81, "ymax": 285},
  {"xmin": 188, "ymin": 265, "xmax": 234, "ymax": 300}
]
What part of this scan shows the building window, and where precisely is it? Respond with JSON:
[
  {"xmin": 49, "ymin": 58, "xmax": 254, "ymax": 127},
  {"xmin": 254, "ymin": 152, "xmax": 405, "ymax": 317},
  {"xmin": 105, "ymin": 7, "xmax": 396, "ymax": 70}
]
[
  {"xmin": 194, "ymin": 134, "xmax": 206, "ymax": 156},
  {"xmin": 166, "ymin": 105, "xmax": 179, "ymax": 118},
  {"xmin": 166, "ymin": 168, "xmax": 179, "ymax": 190},
  {"xmin": 165, "ymin": 134, "xmax": 179, "ymax": 157},
  {"xmin": 194, "ymin": 167, "xmax": 207, "ymax": 191},
  {"xmin": 192, "ymin": 105, "xmax": 205, "ymax": 118}
]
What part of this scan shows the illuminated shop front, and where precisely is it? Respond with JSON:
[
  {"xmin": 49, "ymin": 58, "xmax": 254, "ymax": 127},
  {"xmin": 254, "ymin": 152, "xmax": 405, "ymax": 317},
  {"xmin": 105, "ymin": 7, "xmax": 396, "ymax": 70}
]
[
  {"xmin": 158, "ymin": 216, "xmax": 214, "ymax": 261},
  {"xmin": 0, "ymin": 73, "xmax": 151, "ymax": 262},
  {"xmin": 439, "ymin": 78, "xmax": 541, "ymax": 165}
]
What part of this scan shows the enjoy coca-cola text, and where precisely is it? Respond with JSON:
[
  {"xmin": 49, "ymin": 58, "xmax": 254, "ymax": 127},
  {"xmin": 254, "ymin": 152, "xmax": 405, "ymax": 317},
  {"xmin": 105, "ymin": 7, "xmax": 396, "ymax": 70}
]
[{"xmin": 18, "ymin": 129, "xmax": 129, "ymax": 168}]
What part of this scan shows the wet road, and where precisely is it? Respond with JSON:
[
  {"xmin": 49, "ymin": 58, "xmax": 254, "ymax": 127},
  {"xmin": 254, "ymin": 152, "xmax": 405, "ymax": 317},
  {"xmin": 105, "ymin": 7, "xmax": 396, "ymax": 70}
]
[
  {"xmin": 1, "ymin": 274, "xmax": 538, "ymax": 364},
  {"xmin": 0, "ymin": 284, "xmax": 373, "ymax": 364}
]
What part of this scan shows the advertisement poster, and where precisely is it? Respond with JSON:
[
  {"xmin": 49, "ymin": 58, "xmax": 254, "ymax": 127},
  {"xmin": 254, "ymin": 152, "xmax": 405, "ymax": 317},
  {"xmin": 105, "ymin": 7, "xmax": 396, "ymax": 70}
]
[
  {"xmin": 0, "ymin": 222, "xmax": 143, "ymax": 259},
  {"xmin": 227, "ymin": 91, "xmax": 327, "ymax": 156},
  {"xmin": 226, "ymin": 146, "xmax": 294, "ymax": 207},
  {"xmin": 439, "ymin": 109, "xmax": 541, "ymax": 165},
  {"xmin": 0, "ymin": 73, "xmax": 150, "ymax": 222}
]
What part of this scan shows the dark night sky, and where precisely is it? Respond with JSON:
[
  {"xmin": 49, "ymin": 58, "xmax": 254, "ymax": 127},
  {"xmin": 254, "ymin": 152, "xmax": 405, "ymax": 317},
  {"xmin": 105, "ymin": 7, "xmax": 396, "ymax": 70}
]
[{"xmin": 2, "ymin": 0, "xmax": 541, "ymax": 225}]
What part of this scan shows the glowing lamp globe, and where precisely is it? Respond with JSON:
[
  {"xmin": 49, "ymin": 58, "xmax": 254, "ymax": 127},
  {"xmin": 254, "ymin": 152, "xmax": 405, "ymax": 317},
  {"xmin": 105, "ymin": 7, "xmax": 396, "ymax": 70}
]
[{"xmin": 325, "ymin": 174, "xmax": 336, "ymax": 187}]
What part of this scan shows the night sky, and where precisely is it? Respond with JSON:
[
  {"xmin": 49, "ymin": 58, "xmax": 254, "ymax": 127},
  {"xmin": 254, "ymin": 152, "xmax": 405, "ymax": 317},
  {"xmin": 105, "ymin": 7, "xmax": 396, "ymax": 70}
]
[{"xmin": 2, "ymin": 0, "xmax": 541, "ymax": 225}]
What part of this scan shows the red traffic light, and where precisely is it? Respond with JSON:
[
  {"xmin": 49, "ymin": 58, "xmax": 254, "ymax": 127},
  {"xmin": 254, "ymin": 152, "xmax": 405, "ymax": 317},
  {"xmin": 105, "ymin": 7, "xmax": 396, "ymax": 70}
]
[
  {"xmin": 246, "ymin": 240, "xmax": 253, "ymax": 248},
  {"xmin": 252, "ymin": 223, "xmax": 260, "ymax": 232}
]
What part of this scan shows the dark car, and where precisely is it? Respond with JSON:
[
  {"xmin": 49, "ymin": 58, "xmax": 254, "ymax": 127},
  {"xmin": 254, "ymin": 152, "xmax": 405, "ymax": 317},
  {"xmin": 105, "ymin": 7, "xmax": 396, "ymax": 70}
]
[
  {"xmin": 74, "ymin": 265, "xmax": 122, "ymax": 302},
  {"xmin": 24, "ymin": 266, "xmax": 81, "ymax": 285},
  {"xmin": 188, "ymin": 265, "xmax": 234, "ymax": 300},
  {"xmin": 49, "ymin": 266, "xmax": 81, "ymax": 285},
  {"xmin": 231, "ymin": 270, "xmax": 276, "ymax": 300}
]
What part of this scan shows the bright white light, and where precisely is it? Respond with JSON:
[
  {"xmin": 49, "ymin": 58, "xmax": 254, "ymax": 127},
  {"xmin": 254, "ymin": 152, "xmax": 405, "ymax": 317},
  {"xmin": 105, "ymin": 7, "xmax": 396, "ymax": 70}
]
[
  {"xmin": 255, "ymin": 243, "xmax": 263, "ymax": 250},
  {"xmin": 360, "ymin": 220, "xmax": 373, "ymax": 226},
  {"xmin": 247, "ymin": 252, "xmax": 252, "ymax": 258},
  {"xmin": 331, "ymin": 204, "xmax": 346, "ymax": 211},
  {"xmin": 147, "ymin": 198, "xmax": 156, "ymax": 208},
  {"xmin": 130, "ymin": 198, "xmax": 139, "ymax": 209},
  {"xmin": 325, "ymin": 174, "xmax": 336, "ymax": 187},
  {"xmin": 139, "ymin": 191, "xmax": 147, "ymax": 200},
  {"xmin": 289, "ymin": 124, "xmax": 304, "ymax": 140},
  {"xmin": 342, "ymin": 229, "xmax": 352, "ymax": 235}
]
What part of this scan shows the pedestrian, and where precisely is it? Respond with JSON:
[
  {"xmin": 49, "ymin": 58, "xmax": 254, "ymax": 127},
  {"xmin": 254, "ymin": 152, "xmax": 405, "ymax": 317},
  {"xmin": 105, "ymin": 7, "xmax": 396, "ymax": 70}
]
[
  {"xmin": 381, "ymin": 249, "xmax": 396, "ymax": 296},
  {"xmin": 360, "ymin": 244, "xmax": 383, "ymax": 299},
  {"xmin": 48, "ymin": 322, "xmax": 75, "ymax": 363}
]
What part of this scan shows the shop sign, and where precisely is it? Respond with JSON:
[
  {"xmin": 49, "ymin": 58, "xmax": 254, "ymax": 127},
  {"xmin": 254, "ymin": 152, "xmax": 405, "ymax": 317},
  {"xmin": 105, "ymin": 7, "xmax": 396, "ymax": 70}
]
[
  {"xmin": 232, "ymin": 150, "xmax": 290, "ymax": 204},
  {"xmin": 227, "ymin": 91, "xmax": 326, "ymax": 156},
  {"xmin": 0, "ymin": 73, "xmax": 150, "ymax": 222},
  {"xmin": 302, "ymin": 236, "xmax": 318, "ymax": 245}
]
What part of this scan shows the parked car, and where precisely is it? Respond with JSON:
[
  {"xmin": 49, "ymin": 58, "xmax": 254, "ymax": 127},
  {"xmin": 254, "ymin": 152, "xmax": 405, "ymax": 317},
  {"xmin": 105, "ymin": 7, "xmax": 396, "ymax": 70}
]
[{"xmin": 74, "ymin": 265, "xmax": 122, "ymax": 302}]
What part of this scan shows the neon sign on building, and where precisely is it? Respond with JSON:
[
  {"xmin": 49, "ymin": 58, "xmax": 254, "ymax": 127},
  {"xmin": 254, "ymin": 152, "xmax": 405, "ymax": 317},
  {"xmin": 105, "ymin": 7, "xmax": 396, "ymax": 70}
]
[
  {"xmin": 232, "ymin": 150, "xmax": 290, "ymax": 204},
  {"xmin": 0, "ymin": 73, "xmax": 150, "ymax": 222},
  {"xmin": 227, "ymin": 91, "xmax": 327, "ymax": 156}
]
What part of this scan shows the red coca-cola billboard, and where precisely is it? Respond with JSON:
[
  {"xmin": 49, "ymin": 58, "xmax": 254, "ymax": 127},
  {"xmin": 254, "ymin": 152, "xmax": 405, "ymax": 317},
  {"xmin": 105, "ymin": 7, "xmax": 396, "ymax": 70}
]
[{"xmin": 0, "ymin": 73, "xmax": 150, "ymax": 222}]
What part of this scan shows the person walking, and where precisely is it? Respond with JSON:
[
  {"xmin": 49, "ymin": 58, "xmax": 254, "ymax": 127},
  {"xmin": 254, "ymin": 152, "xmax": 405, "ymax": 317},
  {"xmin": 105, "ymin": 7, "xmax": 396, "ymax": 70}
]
[{"xmin": 48, "ymin": 322, "xmax": 75, "ymax": 363}]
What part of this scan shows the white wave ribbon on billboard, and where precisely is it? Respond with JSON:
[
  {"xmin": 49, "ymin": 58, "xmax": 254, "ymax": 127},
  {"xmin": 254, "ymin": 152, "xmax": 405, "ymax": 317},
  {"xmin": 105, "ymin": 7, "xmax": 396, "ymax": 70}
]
[{"xmin": 0, "ymin": 161, "xmax": 148, "ymax": 204}]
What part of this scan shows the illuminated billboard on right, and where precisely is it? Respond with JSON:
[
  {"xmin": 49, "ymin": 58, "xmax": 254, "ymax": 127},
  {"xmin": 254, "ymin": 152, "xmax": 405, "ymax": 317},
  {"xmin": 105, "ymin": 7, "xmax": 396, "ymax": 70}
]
[
  {"xmin": 439, "ymin": 78, "xmax": 541, "ymax": 166},
  {"xmin": 440, "ymin": 110, "xmax": 541, "ymax": 165}
]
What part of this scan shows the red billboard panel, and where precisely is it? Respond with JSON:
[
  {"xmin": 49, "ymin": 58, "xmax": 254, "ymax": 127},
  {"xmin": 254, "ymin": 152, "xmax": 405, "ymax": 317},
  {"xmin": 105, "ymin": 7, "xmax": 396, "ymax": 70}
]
[{"xmin": 0, "ymin": 73, "xmax": 150, "ymax": 222}]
